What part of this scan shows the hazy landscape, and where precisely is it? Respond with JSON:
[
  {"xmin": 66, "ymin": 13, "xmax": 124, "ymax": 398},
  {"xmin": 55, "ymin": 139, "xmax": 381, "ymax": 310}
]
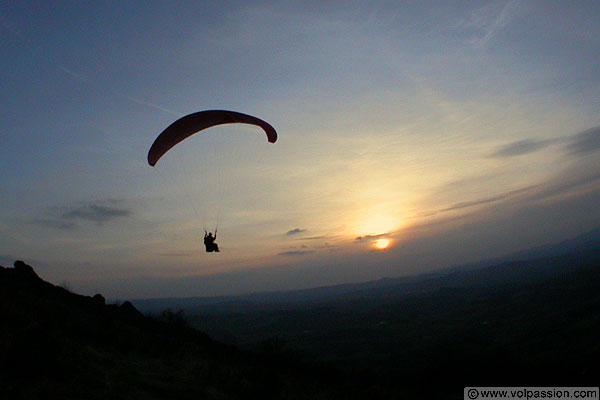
[
  {"xmin": 3, "ymin": 227, "xmax": 597, "ymax": 399},
  {"xmin": 134, "ymin": 228, "xmax": 600, "ymax": 394}
]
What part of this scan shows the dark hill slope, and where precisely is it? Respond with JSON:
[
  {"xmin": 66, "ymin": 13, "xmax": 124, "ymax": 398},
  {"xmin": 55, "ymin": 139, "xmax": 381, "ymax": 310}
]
[
  {"xmin": 184, "ymin": 248, "xmax": 600, "ymax": 392},
  {"xmin": 0, "ymin": 261, "xmax": 386, "ymax": 400}
]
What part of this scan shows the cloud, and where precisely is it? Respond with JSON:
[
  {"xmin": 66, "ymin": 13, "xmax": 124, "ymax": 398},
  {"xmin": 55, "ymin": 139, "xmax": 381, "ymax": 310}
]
[
  {"xmin": 519, "ymin": 166, "xmax": 600, "ymax": 205},
  {"xmin": 490, "ymin": 139, "xmax": 556, "ymax": 158},
  {"xmin": 439, "ymin": 186, "xmax": 534, "ymax": 213},
  {"xmin": 414, "ymin": 183, "xmax": 516, "ymax": 220},
  {"xmin": 294, "ymin": 236, "xmax": 329, "ymax": 241},
  {"xmin": 490, "ymin": 126, "xmax": 600, "ymax": 159},
  {"xmin": 62, "ymin": 202, "xmax": 130, "ymax": 223},
  {"xmin": 286, "ymin": 228, "xmax": 306, "ymax": 236},
  {"xmin": 419, "ymin": 153, "xmax": 600, "ymax": 224},
  {"xmin": 355, "ymin": 233, "xmax": 387, "ymax": 241},
  {"xmin": 277, "ymin": 250, "xmax": 316, "ymax": 257},
  {"xmin": 38, "ymin": 200, "xmax": 131, "ymax": 229},
  {"xmin": 565, "ymin": 127, "xmax": 600, "ymax": 156}
]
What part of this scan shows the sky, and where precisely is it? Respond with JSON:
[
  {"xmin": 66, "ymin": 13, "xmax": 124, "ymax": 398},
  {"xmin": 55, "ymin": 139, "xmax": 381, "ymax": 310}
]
[{"xmin": 1, "ymin": 1, "xmax": 599, "ymax": 299}]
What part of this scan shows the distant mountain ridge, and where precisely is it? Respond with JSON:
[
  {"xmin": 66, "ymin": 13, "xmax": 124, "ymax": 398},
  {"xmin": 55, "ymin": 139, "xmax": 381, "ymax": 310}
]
[{"xmin": 448, "ymin": 225, "xmax": 600, "ymax": 272}]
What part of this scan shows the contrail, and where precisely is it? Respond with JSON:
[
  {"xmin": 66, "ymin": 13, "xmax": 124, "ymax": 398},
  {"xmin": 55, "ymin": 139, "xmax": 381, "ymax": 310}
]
[
  {"xmin": 118, "ymin": 94, "xmax": 181, "ymax": 117},
  {"xmin": 471, "ymin": 0, "xmax": 523, "ymax": 49},
  {"xmin": 59, "ymin": 66, "xmax": 90, "ymax": 83},
  {"xmin": 1, "ymin": 10, "xmax": 181, "ymax": 117}
]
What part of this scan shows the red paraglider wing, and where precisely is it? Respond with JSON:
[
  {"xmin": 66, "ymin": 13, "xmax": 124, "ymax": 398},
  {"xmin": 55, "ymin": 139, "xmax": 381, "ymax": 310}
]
[{"xmin": 148, "ymin": 110, "xmax": 277, "ymax": 166}]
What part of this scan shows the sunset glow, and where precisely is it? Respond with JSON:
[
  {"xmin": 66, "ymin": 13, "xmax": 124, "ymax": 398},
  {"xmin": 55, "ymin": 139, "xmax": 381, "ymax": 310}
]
[
  {"xmin": 357, "ymin": 213, "xmax": 398, "ymax": 237},
  {"xmin": 375, "ymin": 239, "xmax": 390, "ymax": 250}
]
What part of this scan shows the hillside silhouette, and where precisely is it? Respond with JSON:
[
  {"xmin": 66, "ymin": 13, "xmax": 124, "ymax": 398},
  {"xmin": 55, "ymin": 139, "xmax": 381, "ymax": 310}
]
[{"xmin": 0, "ymin": 261, "xmax": 393, "ymax": 400}]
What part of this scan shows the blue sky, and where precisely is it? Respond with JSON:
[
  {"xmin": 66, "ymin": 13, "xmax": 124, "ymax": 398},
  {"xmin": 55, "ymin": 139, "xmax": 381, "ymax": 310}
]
[{"xmin": 1, "ymin": 1, "xmax": 599, "ymax": 299}]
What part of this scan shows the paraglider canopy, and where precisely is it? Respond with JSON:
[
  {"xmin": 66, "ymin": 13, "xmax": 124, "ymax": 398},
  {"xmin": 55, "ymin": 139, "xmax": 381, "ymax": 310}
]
[{"xmin": 148, "ymin": 110, "xmax": 277, "ymax": 166}]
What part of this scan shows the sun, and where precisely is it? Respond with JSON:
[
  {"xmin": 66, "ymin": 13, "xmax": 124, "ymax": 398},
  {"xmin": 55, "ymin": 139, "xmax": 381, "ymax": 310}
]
[{"xmin": 374, "ymin": 238, "xmax": 390, "ymax": 250}]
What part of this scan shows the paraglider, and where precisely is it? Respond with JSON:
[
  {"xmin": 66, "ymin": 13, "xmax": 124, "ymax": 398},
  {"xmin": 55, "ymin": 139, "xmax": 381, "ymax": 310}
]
[
  {"xmin": 147, "ymin": 110, "xmax": 278, "ymax": 253},
  {"xmin": 204, "ymin": 231, "xmax": 219, "ymax": 252},
  {"xmin": 148, "ymin": 110, "xmax": 277, "ymax": 167}
]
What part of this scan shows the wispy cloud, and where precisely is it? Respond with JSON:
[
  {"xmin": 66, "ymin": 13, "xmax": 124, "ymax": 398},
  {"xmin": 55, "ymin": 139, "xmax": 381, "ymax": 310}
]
[
  {"xmin": 355, "ymin": 233, "xmax": 387, "ymax": 241},
  {"xmin": 463, "ymin": 0, "xmax": 524, "ymax": 48},
  {"xmin": 421, "ymin": 154, "xmax": 600, "ymax": 222},
  {"xmin": 277, "ymin": 250, "xmax": 315, "ymax": 257},
  {"xmin": 520, "ymin": 167, "xmax": 600, "ymax": 205},
  {"xmin": 62, "ymin": 203, "xmax": 130, "ymax": 223},
  {"xmin": 565, "ymin": 127, "xmax": 600, "ymax": 156},
  {"xmin": 490, "ymin": 126, "xmax": 600, "ymax": 159},
  {"xmin": 38, "ymin": 200, "xmax": 131, "ymax": 229},
  {"xmin": 490, "ymin": 139, "xmax": 557, "ymax": 158},
  {"xmin": 414, "ymin": 186, "xmax": 537, "ymax": 219},
  {"xmin": 286, "ymin": 228, "xmax": 306, "ymax": 235},
  {"xmin": 439, "ymin": 186, "xmax": 534, "ymax": 213},
  {"xmin": 294, "ymin": 236, "xmax": 330, "ymax": 241}
]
